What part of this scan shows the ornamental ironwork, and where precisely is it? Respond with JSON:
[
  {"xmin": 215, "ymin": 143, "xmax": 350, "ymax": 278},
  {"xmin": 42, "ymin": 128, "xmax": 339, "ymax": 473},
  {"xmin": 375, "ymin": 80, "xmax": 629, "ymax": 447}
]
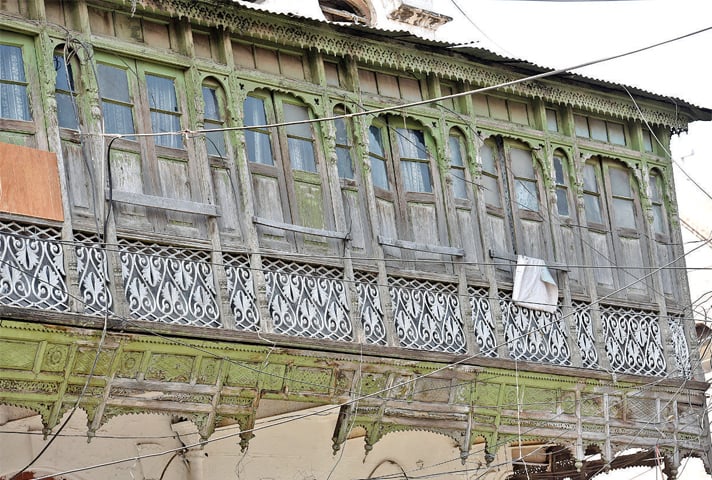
[
  {"xmin": 499, "ymin": 292, "xmax": 571, "ymax": 365},
  {"xmin": 389, "ymin": 276, "xmax": 466, "ymax": 354},
  {"xmin": 469, "ymin": 286, "xmax": 496, "ymax": 357},
  {"xmin": 263, "ymin": 258, "xmax": 352, "ymax": 341},
  {"xmin": 668, "ymin": 314, "xmax": 691, "ymax": 379},
  {"xmin": 0, "ymin": 223, "xmax": 68, "ymax": 312},
  {"xmin": 224, "ymin": 253, "xmax": 260, "ymax": 331},
  {"xmin": 572, "ymin": 301, "xmax": 598, "ymax": 368},
  {"xmin": 355, "ymin": 270, "xmax": 386, "ymax": 345},
  {"xmin": 75, "ymin": 232, "xmax": 113, "ymax": 315},
  {"xmin": 601, "ymin": 305, "xmax": 666, "ymax": 376},
  {"xmin": 119, "ymin": 240, "xmax": 220, "ymax": 327}
]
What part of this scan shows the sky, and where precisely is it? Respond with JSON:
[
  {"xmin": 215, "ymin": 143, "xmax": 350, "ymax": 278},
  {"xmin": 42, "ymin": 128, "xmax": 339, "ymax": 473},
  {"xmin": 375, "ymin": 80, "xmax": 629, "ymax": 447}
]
[{"xmin": 431, "ymin": 2, "xmax": 712, "ymax": 478}]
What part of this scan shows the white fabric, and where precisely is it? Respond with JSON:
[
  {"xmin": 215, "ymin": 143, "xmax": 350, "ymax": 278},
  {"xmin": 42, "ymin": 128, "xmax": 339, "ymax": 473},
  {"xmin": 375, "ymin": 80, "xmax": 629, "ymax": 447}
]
[{"xmin": 512, "ymin": 255, "xmax": 558, "ymax": 313}]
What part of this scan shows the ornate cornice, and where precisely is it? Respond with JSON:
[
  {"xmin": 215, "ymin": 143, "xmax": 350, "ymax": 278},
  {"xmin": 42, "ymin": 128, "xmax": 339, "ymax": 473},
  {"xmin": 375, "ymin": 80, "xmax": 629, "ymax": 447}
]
[{"xmin": 131, "ymin": 0, "xmax": 695, "ymax": 130}]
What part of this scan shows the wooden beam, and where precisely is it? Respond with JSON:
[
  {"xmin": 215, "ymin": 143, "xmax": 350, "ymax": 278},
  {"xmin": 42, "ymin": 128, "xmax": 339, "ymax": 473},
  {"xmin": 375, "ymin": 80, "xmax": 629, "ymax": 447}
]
[
  {"xmin": 107, "ymin": 189, "xmax": 220, "ymax": 217},
  {"xmin": 252, "ymin": 216, "xmax": 349, "ymax": 240},
  {"xmin": 377, "ymin": 236, "xmax": 465, "ymax": 256}
]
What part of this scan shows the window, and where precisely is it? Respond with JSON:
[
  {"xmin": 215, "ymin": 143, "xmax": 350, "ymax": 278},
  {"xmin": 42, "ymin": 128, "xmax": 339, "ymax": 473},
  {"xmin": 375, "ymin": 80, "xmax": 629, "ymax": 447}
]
[
  {"xmin": 510, "ymin": 147, "xmax": 539, "ymax": 212},
  {"xmin": 472, "ymin": 95, "xmax": 530, "ymax": 126},
  {"xmin": 574, "ymin": 114, "xmax": 626, "ymax": 146},
  {"xmin": 146, "ymin": 74, "xmax": 182, "ymax": 149},
  {"xmin": 97, "ymin": 63, "xmax": 135, "ymax": 136},
  {"xmin": 54, "ymin": 50, "xmax": 79, "ymax": 130},
  {"xmin": 244, "ymin": 95, "xmax": 274, "ymax": 165},
  {"xmin": 397, "ymin": 128, "xmax": 431, "ymax": 192},
  {"xmin": 553, "ymin": 154, "xmax": 569, "ymax": 217},
  {"xmin": 478, "ymin": 137, "xmax": 550, "ymax": 268},
  {"xmin": 333, "ymin": 107, "xmax": 354, "ymax": 179},
  {"xmin": 243, "ymin": 91, "xmax": 333, "ymax": 247},
  {"xmin": 202, "ymin": 83, "xmax": 227, "ymax": 157},
  {"xmin": 582, "ymin": 158, "xmax": 649, "ymax": 297},
  {"xmin": 448, "ymin": 133, "xmax": 468, "ymax": 199},
  {"xmin": 479, "ymin": 141, "xmax": 502, "ymax": 208},
  {"xmin": 232, "ymin": 44, "xmax": 307, "ymax": 81},
  {"xmin": 0, "ymin": 43, "xmax": 31, "ymax": 121},
  {"xmin": 368, "ymin": 117, "xmax": 448, "ymax": 265},
  {"xmin": 545, "ymin": 108, "xmax": 559, "ymax": 132},
  {"xmin": 641, "ymin": 129, "xmax": 654, "ymax": 152},
  {"xmin": 358, "ymin": 69, "xmax": 422, "ymax": 101},
  {"xmin": 649, "ymin": 171, "xmax": 667, "ymax": 236},
  {"xmin": 319, "ymin": 0, "xmax": 370, "ymax": 23}
]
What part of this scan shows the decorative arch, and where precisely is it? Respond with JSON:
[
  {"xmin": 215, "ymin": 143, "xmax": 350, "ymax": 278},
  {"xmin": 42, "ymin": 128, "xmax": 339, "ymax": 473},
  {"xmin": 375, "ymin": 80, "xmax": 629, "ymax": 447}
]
[{"xmin": 319, "ymin": 0, "xmax": 372, "ymax": 25}]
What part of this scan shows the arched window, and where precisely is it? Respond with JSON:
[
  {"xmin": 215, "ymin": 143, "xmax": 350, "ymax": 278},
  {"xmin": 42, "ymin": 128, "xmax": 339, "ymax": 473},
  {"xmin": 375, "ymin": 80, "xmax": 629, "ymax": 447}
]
[{"xmin": 319, "ymin": 0, "xmax": 370, "ymax": 24}]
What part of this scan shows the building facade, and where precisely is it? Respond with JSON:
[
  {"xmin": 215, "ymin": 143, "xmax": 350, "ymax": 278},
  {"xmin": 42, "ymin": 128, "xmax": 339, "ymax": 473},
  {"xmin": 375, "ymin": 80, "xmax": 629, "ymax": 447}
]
[{"xmin": 0, "ymin": 0, "xmax": 710, "ymax": 479}]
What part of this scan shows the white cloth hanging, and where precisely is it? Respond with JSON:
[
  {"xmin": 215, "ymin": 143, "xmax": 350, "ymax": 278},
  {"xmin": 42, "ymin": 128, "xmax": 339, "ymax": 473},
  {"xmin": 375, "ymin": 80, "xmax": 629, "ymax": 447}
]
[{"xmin": 512, "ymin": 255, "xmax": 558, "ymax": 313}]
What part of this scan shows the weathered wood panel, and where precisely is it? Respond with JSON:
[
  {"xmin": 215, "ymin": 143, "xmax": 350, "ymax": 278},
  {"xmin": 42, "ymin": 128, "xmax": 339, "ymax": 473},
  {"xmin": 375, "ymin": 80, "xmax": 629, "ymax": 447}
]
[
  {"xmin": 342, "ymin": 188, "xmax": 366, "ymax": 251},
  {"xmin": 211, "ymin": 167, "xmax": 242, "ymax": 240},
  {"xmin": 376, "ymin": 197, "xmax": 400, "ymax": 258},
  {"xmin": 619, "ymin": 236, "xmax": 647, "ymax": 297},
  {"xmin": 62, "ymin": 139, "xmax": 92, "ymax": 215},
  {"xmin": 252, "ymin": 173, "xmax": 287, "ymax": 240},
  {"xmin": 408, "ymin": 201, "xmax": 439, "ymax": 261},
  {"xmin": 588, "ymin": 230, "xmax": 615, "ymax": 290}
]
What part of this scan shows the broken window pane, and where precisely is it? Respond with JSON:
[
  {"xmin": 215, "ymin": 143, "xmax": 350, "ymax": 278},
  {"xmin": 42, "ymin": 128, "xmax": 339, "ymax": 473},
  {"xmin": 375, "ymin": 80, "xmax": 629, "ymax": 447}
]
[
  {"xmin": 334, "ymin": 117, "xmax": 353, "ymax": 179},
  {"xmin": 54, "ymin": 54, "xmax": 79, "ymax": 130},
  {"xmin": 202, "ymin": 86, "xmax": 226, "ymax": 157},
  {"xmin": 369, "ymin": 126, "xmax": 388, "ymax": 190},
  {"xmin": 449, "ymin": 136, "xmax": 468, "ymax": 199}
]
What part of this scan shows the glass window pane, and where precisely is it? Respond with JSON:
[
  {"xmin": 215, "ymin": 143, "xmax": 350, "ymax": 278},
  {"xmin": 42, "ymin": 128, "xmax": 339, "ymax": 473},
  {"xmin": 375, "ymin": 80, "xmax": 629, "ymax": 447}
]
[
  {"xmin": 583, "ymin": 164, "xmax": 599, "ymax": 193},
  {"xmin": 288, "ymin": 137, "xmax": 316, "ymax": 172},
  {"xmin": 150, "ymin": 111, "xmax": 181, "ymax": 148},
  {"xmin": 396, "ymin": 128, "xmax": 427, "ymax": 159},
  {"xmin": 642, "ymin": 130, "xmax": 654, "ymax": 152},
  {"xmin": 480, "ymin": 143, "xmax": 496, "ymax": 174},
  {"xmin": 376, "ymin": 72, "xmax": 399, "ymax": 98},
  {"xmin": 0, "ymin": 45, "xmax": 30, "ymax": 121},
  {"xmin": 102, "ymin": 102, "xmax": 134, "ymax": 135},
  {"xmin": 283, "ymin": 103, "xmax": 312, "ymax": 138},
  {"xmin": 56, "ymin": 93, "xmax": 79, "ymax": 130},
  {"xmin": 0, "ymin": 83, "xmax": 31, "ymax": 121},
  {"xmin": 451, "ymin": 167, "xmax": 468, "ymax": 199},
  {"xmin": 244, "ymin": 96, "xmax": 267, "ymax": 127},
  {"xmin": 609, "ymin": 167, "xmax": 631, "ymax": 197},
  {"xmin": 202, "ymin": 86, "xmax": 220, "ymax": 120},
  {"xmin": 370, "ymin": 156, "xmax": 388, "ymax": 190},
  {"xmin": 205, "ymin": 124, "xmax": 226, "ymax": 157},
  {"xmin": 334, "ymin": 117, "xmax": 349, "ymax": 145},
  {"xmin": 146, "ymin": 75, "xmax": 178, "ymax": 112},
  {"xmin": 245, "ymin": 131, "xmax": 273, "ymax": 165},
  {"xmin": 589, "ymin": 118, "xmax": 607, "ymax": 142},
  {"xmin": 515, "ymin": 179, "xmax": 539, "ymax": 211},
  {"xmin": 53, "ymin": 55, "xmax": 75, "ymax": 92},
  {"xmin": 612, "ymin": 198, "xmax": 636, "ymax": 229},
  {"xmin": 556, "ymin": 188, "xmax": 569, "ymax": 217},
  {"xmin": 97, "ymin": 64, "xmax": 131, "ymax": 102},
  {"xmin": 368, "ymin": 126, "xmax": 384, "ymax": 156},
  {"xmin": 546, "ymin": 109, "xmax": 558, "ymax": 132},
  {"xmin": 510, "ymin": 148, "xmax": 534, "ymax": 178},
  {"xmin": 574, "ymin": 115, "xmax": 589, "ymax": 138},
  {"xmin": 584, "ymin": 193, "xmax": 602, "ymax": 224},
  {"xmin": 652, "ymin": 205, "xmax": 665, "ymax": 234},
  {"xmin": 336, "ymin": 147, "xmax": 354, "ymax": 179},
  {"xmin": 482, "ymin": 175, "xmax": 501, "ymax": 208},
  {"xmin": 608, "ymin": 122, "xmax": 626, "ymax": 145},
  {"xmin": 402, "ymin": 160, "xmax": 432, "ymax": 193},
  {"xmin": 448, "ymin": 136, "xmax": 464, "ymax": 166},
  {"xmin": 553, "ymin": 155, "xmax": 565, "ymax": 185},
  {"xmin": 649, "ymin": 174, "xmax": 661, "ymax": 201}
]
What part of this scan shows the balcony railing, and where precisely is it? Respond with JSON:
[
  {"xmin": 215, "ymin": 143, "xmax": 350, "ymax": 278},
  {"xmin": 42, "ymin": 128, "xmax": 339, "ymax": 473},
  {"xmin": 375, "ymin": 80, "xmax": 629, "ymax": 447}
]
[{"xmin": 0, "ymin": 222, "xmax": 692, "ymax": 379}]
